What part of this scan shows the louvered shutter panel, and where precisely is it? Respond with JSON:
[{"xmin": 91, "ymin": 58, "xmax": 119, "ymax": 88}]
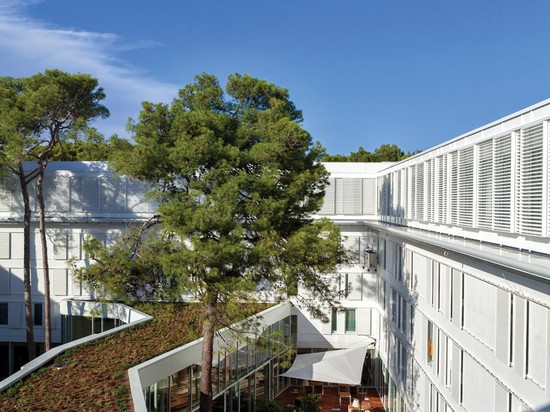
[
  {"xmin": 100, "ymin": 176, "xmax": 126, "ymax": 213},
  {"xmin": 494, "ymin": 134, "xmax": 512, "ymax": 232},
  {"xmin": 342, "ymin": 178, "xmax": 362, "ymax": 214},
  {"xmin": 437, "ymin": 155, "xmax": 448, "ymax": 224},
  {"xmin": 319, "ymin": 178, "xmax": 335, "ymax": 215},
  {"xmin": 0, "ymin": 233, "xmax": 9, "ymax": 259},
  {"xmin": 449, "ymin": 151, "xmax": 459, "ymax": 225},
  {"xmin": 81, "ymin": 176, "xmax": 100, "ymax": 212},
  {"xmin": 458, "ymin": 147, "xmax": 474, "ymax": 227},
  {"xmin": 45, "ymin": 174, "xmax": 70, "ymax": 212},
  {"xmin": 53, "ymin": 232, "xmax": 68, "ymax": 260},
  {"xmin": 402, "ymin": 168, "xmax": 409, "ymax": 219},
  {"xmin": 53, "ymin": 269, "xmax": 68, "ymax": 296},
  {"xmin": 356, "ymin": 307, "xmax": 371, "ymax": 335},
  {"xmin": 335, "ymin": 178, "xmax": 344, "ymax": 214},
  {"xmin": 362, "ymin": 178, "xmax": 376, "ymax": 215},
  {"xmin": 126, "ymin": 179, "xmax": 150, "ymax": 213},
  {"xmin": 415, "ymin": 163, "xmax": 424, "ymax": 221},
  {"xmin": 478, "ymin": 139, "xmax": 493, "ymax": 229},
  {"xmin": 426, "ymin": 159, "xmax": 435, "ymax": 222},
  {"xmin": 409, "ymin": 166, "xmax": 416, "ymax": 220},
  {"xmin": 516, "ymin": 124, "xmax": 544, "ymax": 236}
]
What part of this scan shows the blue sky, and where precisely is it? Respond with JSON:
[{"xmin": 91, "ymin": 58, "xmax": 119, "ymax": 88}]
[{"xmin": 1, "ymin": 0, "xmax": 550, "ymax": 155}]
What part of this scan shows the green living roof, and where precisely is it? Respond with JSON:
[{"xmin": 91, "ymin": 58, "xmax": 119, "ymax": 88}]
[{"xmin": 0, "ymin": 303, "xmax": 266, "ymax": 412}]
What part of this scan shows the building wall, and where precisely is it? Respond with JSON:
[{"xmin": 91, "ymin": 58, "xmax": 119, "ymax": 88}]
[{"xmin": 1, "ymin": 101, "xmax": 550, "ymax": 411}]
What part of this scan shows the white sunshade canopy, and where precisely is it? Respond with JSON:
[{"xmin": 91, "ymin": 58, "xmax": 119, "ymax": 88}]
[{"xmin": 280, "ymin": 345, "xmax": 369, "ymax": 385}]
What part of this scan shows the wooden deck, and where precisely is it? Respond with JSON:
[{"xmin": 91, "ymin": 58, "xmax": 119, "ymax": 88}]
[{"xmin": 275, "ymin": 385, "xmax": 385, "ymax": 412}]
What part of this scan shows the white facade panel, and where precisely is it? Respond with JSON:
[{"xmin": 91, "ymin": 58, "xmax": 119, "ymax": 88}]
[{"xmin": 463, "ymin": 274, "xmax": 497, "ymax": 350}]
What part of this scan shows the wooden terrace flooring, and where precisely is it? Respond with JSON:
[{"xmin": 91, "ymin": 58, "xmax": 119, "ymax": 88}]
[{"xmin": 275, "ymin": 385, "xmax": 385, "ymax": 412}]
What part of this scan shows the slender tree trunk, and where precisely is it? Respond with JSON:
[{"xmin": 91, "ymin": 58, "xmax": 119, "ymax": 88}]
[
  {"xmin": 18, "ymin": 165, "xmax": 35, "ymax": 360},
  {"xmin": 199, "ymin": 301, "xmax": 216, "ymax": 412},
  {"xmin": 36, "ymin": 169, "xmax": 51, "ymax": 351}
]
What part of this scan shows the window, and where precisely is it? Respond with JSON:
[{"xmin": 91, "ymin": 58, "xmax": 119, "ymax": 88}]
[
  {"xmin": 34, "ymin": 303, "xmax": 43, "ymax": 326},
  {"xmin": 427, "ymin": 320, "xmax": 433, "ymax": 364},
  {"xmin": 331, "ymin": 308, "xmax": 337, "ymax": 333},
  {"xmin": 345, "ymin": 309, "xmax": 356, "ymax": 332},
  {"xmin": 0, "ymin": 303, "xmax": 7, "ymax": 325}
]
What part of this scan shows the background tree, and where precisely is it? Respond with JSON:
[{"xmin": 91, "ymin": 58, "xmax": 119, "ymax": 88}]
[
  {"xmin": 78, "ymin": 73, "xmax": 347, "ymax": 412},
  {"xmin": 0, "ymin": 70, "xmax": 108, "ymax": 356},
  {"xmin": 51, "ymin": 128, "xmax": 133, "ymax": 161},
  {"xmin": 322, "ymin": 143, "xmax": 419, "ymax": 162}
]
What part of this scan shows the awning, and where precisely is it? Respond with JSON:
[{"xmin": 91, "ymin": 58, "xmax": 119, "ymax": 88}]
[{"xmin": 280, "ymin": 345, "xmax": 369, "ymax": 385}]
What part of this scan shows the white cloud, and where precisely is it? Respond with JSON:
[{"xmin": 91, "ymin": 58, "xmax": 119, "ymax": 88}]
[{"xmin": 0, "ymin": 0, "xmax": 178, "ymax": 138}]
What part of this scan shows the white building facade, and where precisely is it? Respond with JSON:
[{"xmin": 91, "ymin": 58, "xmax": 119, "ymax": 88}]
[{"xmin": 1, "ymin": 100, "xmax": 550, "ymax": 411}]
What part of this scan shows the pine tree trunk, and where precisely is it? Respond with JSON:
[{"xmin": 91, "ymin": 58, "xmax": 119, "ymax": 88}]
[
  {"xmin": 19, "ymin": 165, "xmax": 35, "ymax": 360},
  {"xmin": 199, "ymin": 302, "xmax": 216, "ymax": 412},
  {"xmin": 37, "ymin": 170, "xmax": 51, "ymax": 351}
]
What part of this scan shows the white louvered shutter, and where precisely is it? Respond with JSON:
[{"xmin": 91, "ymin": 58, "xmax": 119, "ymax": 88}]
[
  {"xmin": 477, "ymin": 139, "xmax": 493, "ymax": 229},
  {"xmin": 458, "ymin": 147, "xmax": 474, "ymax": 227},
  {"xmin": 494, "ymin": 135, "xmax": 512, "ymax": 231},
  {"xmin": 342, "ymin": 178, "xmax": 362, "ymax": 215},
  {"xmin": 516, "ymin": 124, "xmax": 544, "ymax": 236},
  {"xmin": 362, "ymin": 178, "xmax": 376, "ymax": 215},
  {"xmin": 437, "ymin": 155, "xmax": 448, "ymax": 224},
  {"xmin": 319, "ymin": 178, "xmax": 335, "ymax": 215},
  {"xmin": 449, "ymin": 151, "xmax": 458, "ymax": 225}
]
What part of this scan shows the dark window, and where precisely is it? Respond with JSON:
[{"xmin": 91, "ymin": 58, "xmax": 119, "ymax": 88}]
[
  {"xmin": 0, "ymin": 303, "xmax": 8, "ymax": 325},
  {"xmin": 345, "ymin": 309, "xmax": 356, "ymax": 332},
  {"xmin": 34, "ymin": 303, "xmax": 43, "ymax": 326},
  {"xmin": 331, "ymin": 308, "xmax": 337, "ymax": 332}
]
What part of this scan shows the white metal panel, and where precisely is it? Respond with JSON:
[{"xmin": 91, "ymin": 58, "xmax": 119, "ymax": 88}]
[
  {"xmin": 343, "ymin": 236, "xmax": 360, "ymax": 263},
  {"xmin": 463, "ymin": 274, "xmax": 496, "ymax": 350},
  {"xmin": 513, "ymin": 296, "xmax": 526, "ymax": 377},
  {"xmin": 346, "ymin": 273, "xmax": 362, "ymax": 300},
  {"xmin": 451, "ymin": 344, "xmax": 461, "ymax": 402},
  {"xmin": 495, "ymin": 288, "xmax": 511, "ymax": 364},
  {"xmin": 31, "ymin": 267, "xmax": 43, "ymax": 294},
  {"xmin": 10, "ymin": 268, "xmax": 24, "ymax": 294},
  {"xmin": 462, "ymin": 352, "xmax": 495, "ymax": 412},
  {"xmin": 362, "ymin": 272, "xmax": 377, "ymax": 300},
  {"xmin": 494, "ymin": 383, "xmax": 508, "ymax": 412},
  {"xmin": 527, "ymin": 301, "xmax": 546, "ymax": 387},
  {"xmin": 0, "ymin": 233, "xmax": 9, "ymax": 259},
  {"xmin": 8, "ymin": 301, "xmax": 21, "ymax": 328},
  {"xmin": 0, "ymin": 265, "xmax": 9, "ymax": 294}
]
